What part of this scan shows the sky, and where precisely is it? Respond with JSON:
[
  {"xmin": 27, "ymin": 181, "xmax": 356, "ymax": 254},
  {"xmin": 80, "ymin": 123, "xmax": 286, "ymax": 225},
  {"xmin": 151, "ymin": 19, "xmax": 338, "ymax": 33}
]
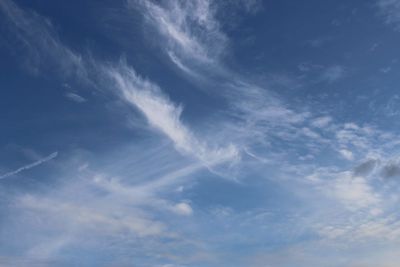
[{"xmin": 1, "ymin": 0, "xmax": 400, "ymax": 266}]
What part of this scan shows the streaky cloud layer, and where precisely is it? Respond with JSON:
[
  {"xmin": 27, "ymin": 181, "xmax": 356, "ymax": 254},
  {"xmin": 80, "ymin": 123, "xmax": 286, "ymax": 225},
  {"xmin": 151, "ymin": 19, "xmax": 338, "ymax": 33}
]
[{"xmin": 2, "ymin": 0, "xmax": 400, "ymax": 266}]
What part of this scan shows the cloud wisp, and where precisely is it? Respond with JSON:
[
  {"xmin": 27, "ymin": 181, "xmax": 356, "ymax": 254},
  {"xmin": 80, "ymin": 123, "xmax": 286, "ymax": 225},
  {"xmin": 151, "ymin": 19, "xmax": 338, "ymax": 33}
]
[
  {"xmin": 0, "ymin": 0, "xmax": 89, "ymax": 81},
  {"xmin": 377, "ymin": 0, "xmax": 400, "ymax": 30},
  {"xmin": 105, "ymin": 61, "xmax": 239, "ymax": 168},
  {"xmin": 65, "ymin": 92, "xmax": 87, "ymax": 103},
  {"xmin": 0, "ymin": 152, "xmax": 58, "ymax": 180},
  {"xmin": 136, "ymin": 0, "xmax": 227, "ymax": 66}
]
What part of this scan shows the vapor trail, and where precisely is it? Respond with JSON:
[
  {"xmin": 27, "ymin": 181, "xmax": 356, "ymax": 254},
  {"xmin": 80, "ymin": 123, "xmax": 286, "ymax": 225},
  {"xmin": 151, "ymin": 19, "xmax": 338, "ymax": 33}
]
[{"xmin": 0, "ymin": 152, "xmax": 58, "ymax": 179}]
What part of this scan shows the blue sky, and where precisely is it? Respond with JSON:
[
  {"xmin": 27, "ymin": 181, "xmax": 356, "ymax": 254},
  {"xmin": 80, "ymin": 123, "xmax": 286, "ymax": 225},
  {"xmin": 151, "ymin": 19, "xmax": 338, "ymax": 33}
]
[{"xmin": 2, "ymin": 0, "xmax": 400, "ymax": 266}]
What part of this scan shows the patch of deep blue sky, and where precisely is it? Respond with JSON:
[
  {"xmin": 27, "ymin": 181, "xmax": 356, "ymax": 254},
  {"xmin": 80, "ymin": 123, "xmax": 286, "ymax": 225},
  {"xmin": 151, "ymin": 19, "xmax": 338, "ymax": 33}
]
[{"xmin": 2, "ymin": 0, "xmax": 400, "ymax": 266}]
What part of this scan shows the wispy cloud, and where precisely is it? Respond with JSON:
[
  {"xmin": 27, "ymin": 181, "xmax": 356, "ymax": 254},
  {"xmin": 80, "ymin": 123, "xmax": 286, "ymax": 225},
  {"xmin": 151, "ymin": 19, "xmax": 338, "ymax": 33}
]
[
  {"xmin": 0, "ymin": 152, "xmax": 58, "ymax": 180},
  {"xmin": 0, "ymin": 0, "xmax": 89, "ymax": 80},
  {"xmin": 135, "ymin": 0, "xmax": 227, "ymax": 65},
  {"xmin": 133, "ymin": 0, "xmax": 320, "ymax": 157},
  {"xmin": 320, "ymin": 65, "xmax": 345, "ymax": 83},
  {"xmin": 65, "ymin": 92, "xmax": 86, "ymax": 103},
  {"xmin": 105, "ymin": 61, "xmax": 239, "ymax": 167},
  {"xmin": 18, "ymin": 193, "xmax": 166, "ymax": 237},
  {"xmin": 377, "ymin": 0, "xmax": 400, "ymax": 30},
  {"xmin": 1, "ymin": 0, "xmax": 238, "ymax": 173},
  {"xmin": 311, "ymin": 116, "xmax": 332, "ymax": 128},
  {"xmin": 5, "ymin": 146, "xmax": 206, "ymax": 262},
  {"xmin": 3, "ymin": 0, "xmax": 400, "ymax": 265},
  {"xmin": 127, "ymin": 4, "xmax": 400, "ymax": 254}
]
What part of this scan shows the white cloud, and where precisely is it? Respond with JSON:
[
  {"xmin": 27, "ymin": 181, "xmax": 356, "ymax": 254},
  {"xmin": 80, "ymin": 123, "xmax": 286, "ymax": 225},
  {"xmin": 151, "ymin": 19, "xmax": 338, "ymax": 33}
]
[
  {"xmin": 339, "ymin": 148, "xmax": 354, "ymax": 161},
  {"xmin": 135, "ymin": 0, "xmax": 226, "ymax": 65},
  {"xmin": 301, "ymin": 127, "xmax": 322, "ymax": 140},
  {"xmin": 308, "ymin": 167, "xmax": 381, "ymax": 213},
  {"xmin": 311, "ymin": 116, "xmax": 332, "ymax": 128},
  {"xmin": 1, "ymin": 0, "xmax": 240, "ymax": 175},
  {"xmin": 6, "ymin": 142, "xmax": 209, "ymax": 261},
  {"xmin": 91, "ymin": 170, "xmax": 196, "ymax": 216},
  {"xmin": 18, "ymin": 194, "xmax": 165, "ymax": 237},
  {"xmin": 5, "ymin": 1, "xmax": 400, "ymax": 265},
  {"xmin": 335, "ymin": 124, "xmax": 370, "ymax": 149},
  {"xmin": 317, "ymin": 214, "xmax": 400, "ymax": 242},
  {"xmin": 65, "ymin": 92, "xmax": 86, "ymax": 103},
  {"xmin": 330, "ymin": 172, "xmax": 380, "ymax": 210},
  {"xmin": 105, "ymin": 62, "xmax": 239, "ymax": 167},
  {"xmin": 132, "ymin": 0, "xmax": 323, "ymax": 157},
  {"xmin": 172, "ymin": 202, "xmax": 193, "ymax": 216},
  {"xmin": 0, "ymin": 152, "xmax": 57, "ymax": 180}
]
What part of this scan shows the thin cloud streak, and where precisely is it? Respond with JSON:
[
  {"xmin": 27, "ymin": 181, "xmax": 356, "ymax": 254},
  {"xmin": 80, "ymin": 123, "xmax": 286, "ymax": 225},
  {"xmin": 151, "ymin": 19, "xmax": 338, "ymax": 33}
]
[{"xmin": 0, "ymin": 152, "xmax": 58, "ymax": 180}]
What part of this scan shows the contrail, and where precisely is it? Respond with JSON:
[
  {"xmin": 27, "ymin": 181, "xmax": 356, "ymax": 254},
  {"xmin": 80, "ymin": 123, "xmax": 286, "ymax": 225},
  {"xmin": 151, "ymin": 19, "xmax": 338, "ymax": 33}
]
[{"xmin": 0, "ymin": 152, "xmax": 58, "ymax": 180}]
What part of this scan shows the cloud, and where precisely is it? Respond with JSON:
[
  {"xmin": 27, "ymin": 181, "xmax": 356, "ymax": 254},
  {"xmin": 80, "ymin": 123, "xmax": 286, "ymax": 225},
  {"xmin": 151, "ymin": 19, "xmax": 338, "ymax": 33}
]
[
  {"xmin": 134, "ymin": 0, "xmax": 227, "ymax": 65},
  {"xmin": 2, "ymin": 140, "xmax": 211, "ymax": 262},
  {"xmin": 0, "ymin": 0, "xmax": 89, "ymax": 80},
  {"xmin": 339, "ymin": 148, "xmax": 354, "ymax": 161},
  {"xmin": 91, "ymin": 168, "xmax": 197, "ymax": 216},
  {"xmin": 377, "ymin": 0, "xmax": 400, "ymax": 30},
  {"xmin": 65, "ymin": 92, "xmax": 86, "ymax": 103},
  {"xmin": 311, "ymin": 116, "xmax": 332, "ymax": 128},
  {"xmin": 320, "ymin": 65, "xmax": 345, "ymax": 83},
  {"xmin": 18, "ymin": 193, "xmax": 166, "ymax": 237},
  {"xmin": 4, "ymin": 1, "xmax": 400, "ymax": 265},
  {"xmin": 239, "ymin": 0, "xmax": 263, "ymax": 14},
  {"xmin": 302, "ymin": 163, "xmax": 400, "ymax": 246},
  {"xmin": 335, "ymin": 123, "xmax": 372, "ymax": 150},
  {"xmin": 301, "ymin": 127, "xmax": 322, "ymax": 140},
  {"xmin": 330, "ymin": 172, "xmax": 380, "ymax": 210},
  {"xmin": 135, "ymin": 1, "xmax": 368, "ymax": 169},
  {"xmin": 309, "ymin": 168, "xmax": 381, "ymax": 212},
  {"xmin": 105, "ymin": 61, "xmax": 239, "ymax": 167},
  {"xmin": 132, "ymin": 0, "xmax": 321, "ymax": 155},
  {"xmin": 0, "ymin": 152, "xmax": 58, "ymax": 180},
  {"xmin": 1, "ymin": 0, "xmax": 238, "ymax": 172},
  {"xmin": 172, "ymin": 202, "xmax": 193, "ymax": 216},
  {"xmin": 317, "ymin": 215, "xmax": 400, "ymax": 242},
  {"xmin": 353, "ymin": 159, "xmax": 379, "ymax": 177},
  {"xmin": 381, "ymin": 161, "xmax": 400, "ymax": 178}
]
